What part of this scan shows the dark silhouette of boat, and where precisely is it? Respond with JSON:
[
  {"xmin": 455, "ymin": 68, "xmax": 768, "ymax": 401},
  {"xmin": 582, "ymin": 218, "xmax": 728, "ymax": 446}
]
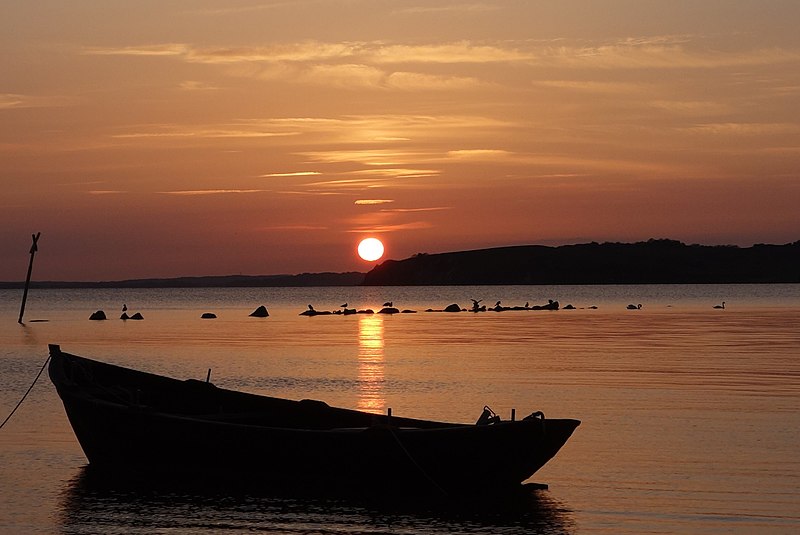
[{"xmin": 48, "ymin": 345, "xmax": 579, "ymax": 497}]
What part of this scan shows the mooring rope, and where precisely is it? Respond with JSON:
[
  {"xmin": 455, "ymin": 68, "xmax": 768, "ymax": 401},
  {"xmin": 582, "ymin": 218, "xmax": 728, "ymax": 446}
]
[
  {"xmin": 0, "ymin": 354, "xmax": 51, "ymax": 430},
  {"xmin": 386, "ymin": 425, "xmax": 449, "ymax": 498}
]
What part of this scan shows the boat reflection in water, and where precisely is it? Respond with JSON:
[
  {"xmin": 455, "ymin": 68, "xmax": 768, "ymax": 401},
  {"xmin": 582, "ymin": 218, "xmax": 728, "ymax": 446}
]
[
  {"xmin": 59, "ymin": 466, "xmax": 576, "ymax": 534},
  {"xmin": 357, "ymin": 314, "xmax": 385, "ymax": 413}
]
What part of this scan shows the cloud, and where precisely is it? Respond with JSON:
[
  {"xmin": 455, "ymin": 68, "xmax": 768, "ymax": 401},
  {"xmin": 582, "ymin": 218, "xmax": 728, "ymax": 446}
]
[
  {"xmin": 275, "ymin": 190, "xmax": 344, "ymax": 196},
  {"xmin": 541, "ymin": 40, "xmax": 800, "ymax": 70},
  {"xmin": 533, "ymin": 80, "xmax": 646, "ymax": 95},
  {"xmin": 685, "ymin": 123, "xmax": 800, "ymax": 136},
  {"xmin": 355, "ymin": 199, "xmax": 394, "ymax": 205},
  {"xmin": 299, "ymin": 63, "xmax": 385, "ymax": 89},
  {"xmin": 346, "ymin": 221, "xmax": 433, "ymax": 233},
  {"xmin": 260, "ymin": 171, "xmax": 321, "ymax": 178},
  {"xmin": 306, "ymin": 178, "xmax": 386, "ymax": 188},
  {"xmin": 179, "ymin": 80, "xmax": 219, "ymax": 91},
  {"xmin": 112, "ymin": 123, "xmax": 299, "ymax": 140},
  {"xmin": 368, "ymin": 42, "xmax": 533, "ymax": 64},
  {"xmin": 380, "ymin": 206, "xmax": 452, "ymax": 213},
  {"xmin": 260, "ymin": 224, "xmax": 329, "ymax": 231},
  {"xmin": 84, "ymin": 44, "xmax": 189, "ymax": 57},
  {"xmin": 0, "ymin": 93, "xmax": 75, "ymax": 110},
  {"xmin": 386, "ymin": 71, "xmax": 484, "ymax": 90},
  {"xmin": 78, "ymin": 40, "xmax": 532, "ymax": 90},
  {"xmin": 347, "ymin": 168, "xmax": 440, "ymax": 178},
  {"xmin": 300, "ymin": 149, "xmax": 427, "ymax": 166},
  {"xmin": 393, "ymin": 3, "xmax": 499, "ymax": 15},
  {"xmin": 87, "ymin": 190, "xmax": 127, "ymax": 195},
  {"xmin": 158, "ymin": 189, "xmax": 267, "ymax": 195},
  {"xmin": 447, "ymin": 149, "xmax": 514, "ymax": 160},
  {"xmin": 193, "ymin": 1, "xmax": 320, "ymax": 16}
]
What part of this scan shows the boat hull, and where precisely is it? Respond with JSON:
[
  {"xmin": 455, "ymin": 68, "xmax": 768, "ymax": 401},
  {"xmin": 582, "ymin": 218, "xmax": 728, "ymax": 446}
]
[{"xmin": 48, "ymin": 345, "xmax": 579, "ymax": 495}]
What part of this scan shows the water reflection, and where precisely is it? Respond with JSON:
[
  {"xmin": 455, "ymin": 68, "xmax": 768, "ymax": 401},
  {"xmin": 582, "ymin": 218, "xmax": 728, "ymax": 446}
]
[
  {"xmin": 357, "ymin": 314, "xmax": 385, "ymax": 413},
  {"xmin": 58, "ymin": 467, "xmax": 576, "ymax": 534}
]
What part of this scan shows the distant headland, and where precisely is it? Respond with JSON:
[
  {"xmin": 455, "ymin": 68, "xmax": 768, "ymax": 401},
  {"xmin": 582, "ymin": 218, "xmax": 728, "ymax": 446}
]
[
  {"xmin": 0, "ymin": 272, "xmax": 366, "ymax": 289},
  {"xmin": 361, "ymin": 239, "xmax": 800, "ymax": 286},
  {"xmin": 2, "ymin": 239, "xmax": 798, "ymax": 289}
]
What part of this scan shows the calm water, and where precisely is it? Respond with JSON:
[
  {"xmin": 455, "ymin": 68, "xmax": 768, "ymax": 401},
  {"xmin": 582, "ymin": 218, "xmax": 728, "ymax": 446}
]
[{"xmin": 1, "ymin": 284, "xmax": 799, "ymax": 534}]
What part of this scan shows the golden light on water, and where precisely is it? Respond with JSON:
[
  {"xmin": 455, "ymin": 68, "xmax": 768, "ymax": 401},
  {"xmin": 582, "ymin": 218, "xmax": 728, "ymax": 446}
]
[{"xmin": 357, "ymin": 314, "xmax": 385, "ymax": 413}]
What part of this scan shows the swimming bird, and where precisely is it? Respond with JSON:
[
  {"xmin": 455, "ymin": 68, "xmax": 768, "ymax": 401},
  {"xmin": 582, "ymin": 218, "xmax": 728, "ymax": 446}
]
[
  {"xmin": 627, "ymin": 304, "xmax": 642, "ymax": 310},
  {"xmin": 340, "ymin": 303, "xmax": 348, "ymax": 308},
  {"xmin": 383, "ymin": 301, "xmax": 393, "ymax": 307},
  {"xmin": 713, "ymin": 301, "xmax": 726, "ymax": 309}
]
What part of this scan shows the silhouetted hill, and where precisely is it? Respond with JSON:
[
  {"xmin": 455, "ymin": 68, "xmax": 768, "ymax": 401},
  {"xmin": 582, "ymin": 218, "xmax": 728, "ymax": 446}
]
[
  {"xmin": 362, "ymin": 239, "xmax": 800, "ymax": 285},
  {"xmin": 0, "ymin": 272, "xmax": 365, "ymax": 289}
]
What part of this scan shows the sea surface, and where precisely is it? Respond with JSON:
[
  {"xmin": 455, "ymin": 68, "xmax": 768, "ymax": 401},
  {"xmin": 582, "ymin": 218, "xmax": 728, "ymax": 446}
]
[{"xmin": 1, "ymin": 284, "xmax": 799, "ymax": 534}]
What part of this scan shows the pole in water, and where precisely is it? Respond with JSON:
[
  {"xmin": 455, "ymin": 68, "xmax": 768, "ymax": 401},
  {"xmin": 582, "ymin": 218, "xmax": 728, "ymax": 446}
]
[{"xmin": 18, "ymin": 232, "xmax": 41, "ymax": 324}]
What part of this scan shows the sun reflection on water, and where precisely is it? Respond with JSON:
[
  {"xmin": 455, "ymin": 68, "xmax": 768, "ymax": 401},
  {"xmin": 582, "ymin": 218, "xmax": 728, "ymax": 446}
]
[{"xmin": 357, "ymin": 314, "xmax": 385, "ymax": 413}]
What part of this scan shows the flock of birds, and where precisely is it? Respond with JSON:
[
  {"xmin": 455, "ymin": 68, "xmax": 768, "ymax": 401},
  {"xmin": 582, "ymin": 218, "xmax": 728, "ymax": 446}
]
[{"xmin": 627, "ymin": 301, "xmax": 725, "ymax": 310}]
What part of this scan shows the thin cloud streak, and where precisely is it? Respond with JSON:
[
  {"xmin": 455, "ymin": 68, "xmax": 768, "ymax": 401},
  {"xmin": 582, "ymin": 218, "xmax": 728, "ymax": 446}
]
[
  {"xmin": 261, "ymin": 172, "xmax": 322, "ymax": 177},
  {"xmin": 393, "ymin": 3, "xmax": 499, "ymax": 15},
  {"xmin": 0, "ymin": 93, "xmax": 75, "ymax": 110},
  {"xmin": 158, "ymin": 189, "xmax": 268, "ymax": 196},
  {"xmin": 355, "ymin": 199, "xmax": 394, "ymax": 205}
]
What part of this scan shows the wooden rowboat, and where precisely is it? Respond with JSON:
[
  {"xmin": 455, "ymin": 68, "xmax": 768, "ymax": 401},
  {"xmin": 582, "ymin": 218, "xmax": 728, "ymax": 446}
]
[{"xmin": 48, "ymin": 344, "xmax": 579, "ymax": 496}]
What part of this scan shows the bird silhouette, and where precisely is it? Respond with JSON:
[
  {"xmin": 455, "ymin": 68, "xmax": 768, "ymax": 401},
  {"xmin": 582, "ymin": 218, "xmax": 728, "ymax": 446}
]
[
  {"xmin": 122, "ymin": 304, "xmax": 127, "ymax": 312},
  {"xmin": 627, "ymin": 304, "xmax": 642, "ymax": 310},
  {"xmin": 383, "ymin": 301, "xmax": 393, "ymax": 307},
  {"xmin": 340, "ymin": 303, "xmax": 348, "ymax": 308},
  {"xmin": 308, "ymin": 304, "xmax": 315, "ymax": 311},
  {"xmin": 713, "ymin": 301, "xmax": 726, "ymax": 309}
]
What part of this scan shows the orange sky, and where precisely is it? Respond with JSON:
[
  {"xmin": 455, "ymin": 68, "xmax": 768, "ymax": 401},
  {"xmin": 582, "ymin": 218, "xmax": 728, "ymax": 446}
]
[{"xmin": 2, "ymin": 1, "xmax": 799, "ymax": 281}]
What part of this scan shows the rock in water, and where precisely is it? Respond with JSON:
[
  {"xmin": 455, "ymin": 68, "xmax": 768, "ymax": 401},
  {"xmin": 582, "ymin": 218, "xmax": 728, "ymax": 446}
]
[{"xmin": 249, "ymin": 305, "xmax": 269, "ymax": 317}]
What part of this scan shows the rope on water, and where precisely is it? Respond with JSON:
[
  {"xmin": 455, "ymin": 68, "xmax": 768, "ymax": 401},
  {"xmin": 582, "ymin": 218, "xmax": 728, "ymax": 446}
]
[{"xmin": 0, "ymin": 354, "xmax": 51, "ymax": 430}]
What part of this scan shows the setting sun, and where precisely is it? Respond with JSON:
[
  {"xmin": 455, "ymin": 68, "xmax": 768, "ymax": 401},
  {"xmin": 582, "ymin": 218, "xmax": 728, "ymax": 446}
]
[{"xmin": 357, "ymin": 238, "xmax": 385, "ymax": 262}]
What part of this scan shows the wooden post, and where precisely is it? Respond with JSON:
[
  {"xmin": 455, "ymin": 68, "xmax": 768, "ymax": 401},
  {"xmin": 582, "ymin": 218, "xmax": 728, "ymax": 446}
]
[{"xmin": 18, "ymin": 232, "xmax": 41, "ymax": 324}]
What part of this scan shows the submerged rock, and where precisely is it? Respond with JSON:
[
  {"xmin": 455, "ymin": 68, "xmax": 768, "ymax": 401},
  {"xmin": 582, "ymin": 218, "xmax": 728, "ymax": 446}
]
[
  {"xmin": 444, "ymin": 303, "xmax": 462, "ymax": 313},
  {"xmin": 129, "ymin": 312, "xmax": 144, "ymax": 320},
  {"xmin": 201, "ymin": 313, "xmax": 217, "ymax": 319},
  {"xmin": 89, "ymin": 310, "xmax": 107, "ymax": 321},
  {"xmin": 249, "ymin": 305, "xmax": 269, "ymax": 317}
]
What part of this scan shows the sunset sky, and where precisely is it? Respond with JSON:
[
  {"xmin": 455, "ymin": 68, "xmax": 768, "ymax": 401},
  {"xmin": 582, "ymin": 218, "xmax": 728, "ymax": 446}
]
[{"xmin": 2, "ymin": 1, "xmax": 799, "ymax": 281}]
